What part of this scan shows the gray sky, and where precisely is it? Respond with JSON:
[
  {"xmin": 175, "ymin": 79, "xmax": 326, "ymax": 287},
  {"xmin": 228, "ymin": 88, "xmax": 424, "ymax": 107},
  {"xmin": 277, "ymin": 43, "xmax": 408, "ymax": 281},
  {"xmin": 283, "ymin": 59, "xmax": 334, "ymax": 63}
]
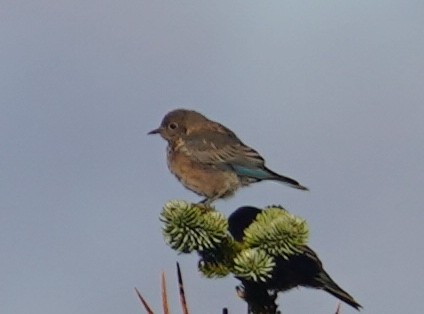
[{"xmin": 1, "ymin": 1, "xmax": 423, "ymax": 313}]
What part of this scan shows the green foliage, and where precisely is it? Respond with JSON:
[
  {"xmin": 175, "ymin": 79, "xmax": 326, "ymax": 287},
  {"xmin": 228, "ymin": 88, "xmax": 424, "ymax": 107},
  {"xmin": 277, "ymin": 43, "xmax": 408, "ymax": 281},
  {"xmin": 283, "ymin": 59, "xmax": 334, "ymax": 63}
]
[
  {"xmin": 160, "ymin": 201, "xmax": 309, "ymax": 283},
  {"xmin": 233, "ymin": 248, "xmax": 276, "ymax": 282},
  {"xmin": 198, "ymin": 254, "xmax": 232, "ymax": 278},
  {"xmin": 198, "ymin": 238, "xmax": 239, "ymax": 278},
  {"xmin": 243, "ymin": 206, "xmax": 309, "ymax": 259},
  {"xmin": 160, "ymin": 200, "xmax": 228, "ymax": 253}
]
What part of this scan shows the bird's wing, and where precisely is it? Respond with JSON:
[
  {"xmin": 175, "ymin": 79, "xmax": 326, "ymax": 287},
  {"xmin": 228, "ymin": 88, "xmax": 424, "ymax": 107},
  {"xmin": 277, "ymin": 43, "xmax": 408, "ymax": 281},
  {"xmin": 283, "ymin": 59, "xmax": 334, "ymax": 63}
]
[
  {"xmin": 181, "ymin": 132, "xmax": 265, "ymax": 169},
  {"xmin": 302, "ymin": 246, "xmax": 324, "ymax": 269}
]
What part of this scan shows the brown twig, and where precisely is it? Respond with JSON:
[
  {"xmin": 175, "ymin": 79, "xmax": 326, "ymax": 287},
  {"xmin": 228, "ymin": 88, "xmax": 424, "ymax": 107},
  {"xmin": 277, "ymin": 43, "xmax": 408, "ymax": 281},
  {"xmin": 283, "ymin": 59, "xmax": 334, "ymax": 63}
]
[
  {"xmin": 161, "ymin": 272, "xmax": 170, "ymax": 314},
  {"xmin": 177, "ymin": 262, "xmax": 190, "ymax": 314},
  {"xmin": 335, "ymin": 302, "xmax": 342, "ymax": 314},
  {"xmin": 134, "ymin": 287, "xmax": 155, "ymax": 314}
]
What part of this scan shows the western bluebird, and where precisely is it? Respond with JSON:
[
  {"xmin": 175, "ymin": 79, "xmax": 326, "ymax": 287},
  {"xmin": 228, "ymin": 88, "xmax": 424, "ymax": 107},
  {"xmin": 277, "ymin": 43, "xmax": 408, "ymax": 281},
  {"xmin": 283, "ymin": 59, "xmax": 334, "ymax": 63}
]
[
  {"xmin": 148, "ymin": 109, "xmax": 308, "ymax": 204},
  {"xmin": 228, "ymin": 206, "xmax": 362, "ymax": 310}
]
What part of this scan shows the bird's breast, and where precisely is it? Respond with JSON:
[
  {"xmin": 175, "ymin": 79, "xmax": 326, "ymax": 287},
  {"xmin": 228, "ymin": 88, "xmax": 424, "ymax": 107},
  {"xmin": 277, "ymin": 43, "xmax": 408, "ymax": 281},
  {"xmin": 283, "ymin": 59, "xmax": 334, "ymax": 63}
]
[{"xmin": 166, "ymin": 148, "xmax": 241, "ymax": 198}]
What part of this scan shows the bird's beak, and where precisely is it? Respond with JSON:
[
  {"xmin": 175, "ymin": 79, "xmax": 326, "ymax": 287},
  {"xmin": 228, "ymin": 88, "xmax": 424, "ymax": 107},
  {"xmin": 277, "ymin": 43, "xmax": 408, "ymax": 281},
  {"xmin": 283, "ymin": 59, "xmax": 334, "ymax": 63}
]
[{"xmin": 147, "ymin": 127, "xmax": 161, "ymax": 135}]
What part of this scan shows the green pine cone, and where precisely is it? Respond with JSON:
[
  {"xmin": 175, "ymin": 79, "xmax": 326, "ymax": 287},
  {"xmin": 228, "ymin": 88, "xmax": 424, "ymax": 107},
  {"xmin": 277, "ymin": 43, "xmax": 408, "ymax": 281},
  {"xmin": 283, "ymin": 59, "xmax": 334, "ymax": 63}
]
[
  {"xmin": 243, "ymin": 206, "xmax": 309, "ymax": 259},
  {"xmin": 160, "ymin": 200, "xmax": 228, "ymax": 253}
]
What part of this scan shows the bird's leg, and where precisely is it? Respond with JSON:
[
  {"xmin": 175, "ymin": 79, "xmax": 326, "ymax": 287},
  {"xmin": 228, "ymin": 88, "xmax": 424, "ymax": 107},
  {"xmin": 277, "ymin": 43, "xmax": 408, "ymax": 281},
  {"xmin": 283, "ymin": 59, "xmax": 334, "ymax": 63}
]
[
  {"xmin": 199, "ymin": 193, "xmax": 222, "ymax": 205},
  {"xmin": 195, "ymin": 198, "xmax": 215, "ymax": 213},
  {"xmin": 199, "ymin": 197, "xmax": 216, "ymax": 207},
  {"xmin": 199, "ymin": 197, "xmax": 209, "ymax": 204}
]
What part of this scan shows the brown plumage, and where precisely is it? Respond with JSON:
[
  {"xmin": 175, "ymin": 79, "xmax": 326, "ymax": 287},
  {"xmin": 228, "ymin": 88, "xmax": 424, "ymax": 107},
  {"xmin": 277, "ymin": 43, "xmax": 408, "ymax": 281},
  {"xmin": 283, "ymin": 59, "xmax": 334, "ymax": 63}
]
[{"xmin": 148, "ymin": 109, "xmax": 308, "ymax": 204}]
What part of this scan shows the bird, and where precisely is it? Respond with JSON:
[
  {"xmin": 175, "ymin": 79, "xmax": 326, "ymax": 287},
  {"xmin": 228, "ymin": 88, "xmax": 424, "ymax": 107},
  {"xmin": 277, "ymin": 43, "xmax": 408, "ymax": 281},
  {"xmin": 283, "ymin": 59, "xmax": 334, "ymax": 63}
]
[
  {"xmin": 228, "ymin": 206, "xmax": 362, "ymax": 311},
  {"xmin": 148, "ymin": 109, "xmax": 308, "ymax": 204}
]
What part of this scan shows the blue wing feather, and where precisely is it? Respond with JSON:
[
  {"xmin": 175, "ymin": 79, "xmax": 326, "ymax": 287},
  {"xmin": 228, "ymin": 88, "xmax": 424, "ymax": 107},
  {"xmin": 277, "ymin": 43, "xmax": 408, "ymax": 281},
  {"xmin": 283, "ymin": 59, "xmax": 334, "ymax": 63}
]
[{"xmin": 232, "ymin": 165, "xmax": 273, "ymax": 180}]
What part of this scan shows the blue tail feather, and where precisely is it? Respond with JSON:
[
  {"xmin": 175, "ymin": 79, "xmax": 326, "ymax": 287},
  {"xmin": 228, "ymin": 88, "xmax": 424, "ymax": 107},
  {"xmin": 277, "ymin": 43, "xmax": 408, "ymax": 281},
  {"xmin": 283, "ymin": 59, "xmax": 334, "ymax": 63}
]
[{"xmin": 232, "ymin": 165, "xmax": 308, "ymax": 190}]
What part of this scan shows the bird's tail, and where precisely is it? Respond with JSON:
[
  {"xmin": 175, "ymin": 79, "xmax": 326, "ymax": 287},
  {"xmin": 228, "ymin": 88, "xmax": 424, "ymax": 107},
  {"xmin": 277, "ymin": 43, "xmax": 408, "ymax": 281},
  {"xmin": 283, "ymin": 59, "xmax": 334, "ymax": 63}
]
[
  {"xmin": 318, "ymin": 271, "xmax": 362, "ymax": 310},
  {"xmin": 264, "ymin": 167, "xmax": 309, "ymax": 191}
]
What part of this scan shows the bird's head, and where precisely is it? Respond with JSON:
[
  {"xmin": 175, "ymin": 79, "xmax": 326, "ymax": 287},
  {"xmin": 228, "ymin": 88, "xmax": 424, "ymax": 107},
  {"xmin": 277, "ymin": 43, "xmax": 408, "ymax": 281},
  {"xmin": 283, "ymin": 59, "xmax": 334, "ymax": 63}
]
[
  {"xmin": 148, "ymin": 109, "xmax": 208, "ymax": 141},
  {"xmin": 228, "ymin": 206, "xmax": 262, "ymax": 242}
]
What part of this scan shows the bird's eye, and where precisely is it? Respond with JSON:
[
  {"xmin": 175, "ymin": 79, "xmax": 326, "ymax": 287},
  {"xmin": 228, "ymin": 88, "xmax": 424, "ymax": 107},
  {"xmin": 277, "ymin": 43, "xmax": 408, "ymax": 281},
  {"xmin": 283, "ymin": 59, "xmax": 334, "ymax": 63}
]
[{"xmin": 168, "ymin": 122, "xmax": 178, "ymax": 130}]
